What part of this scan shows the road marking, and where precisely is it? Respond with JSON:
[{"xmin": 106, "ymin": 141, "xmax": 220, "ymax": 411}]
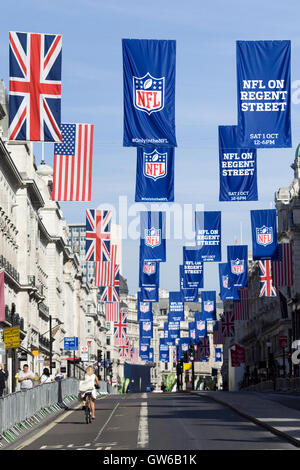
[
  {"xmin": 93, "ymin": 402, "xmax": 120, "ymax": 442},
  {"xmin": 137, "ymin": 401, "xmax": 149, "ymax": 449}
]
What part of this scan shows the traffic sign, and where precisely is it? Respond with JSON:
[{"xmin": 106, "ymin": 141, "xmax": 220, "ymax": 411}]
[
  {"xmin": 3, "ymin": 326, "xmax": 20, "ymax": 349},
  {"xmin": 279, "ymin": 336, "xmax": 288, "ymax": 349},
  {"xmin": 64, "ymin": 336, "xmax": 79, "ymax": 351}
]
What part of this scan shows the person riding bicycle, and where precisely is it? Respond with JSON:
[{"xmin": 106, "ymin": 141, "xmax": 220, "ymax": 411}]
[{"xmin": 79, "ymin": 366, "xmax": 100, "ymax": 420}]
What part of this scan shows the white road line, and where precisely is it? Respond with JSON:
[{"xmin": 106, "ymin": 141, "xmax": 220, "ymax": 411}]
[
  {"xmin": 93, "ymin": 402, "xmax": 120, "ymax": 442},
  {"xmin": 137, "ymin": 401, "xmax": 149, "ymax": 449}
]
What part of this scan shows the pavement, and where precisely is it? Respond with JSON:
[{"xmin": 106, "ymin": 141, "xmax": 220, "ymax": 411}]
[
  {"xmin": 192, "ymin": 390, "xmax": 300, "ymax": 447},
  {"xmin": 6, "ymin": 392, "xmax": 297, "ymax": 450}
]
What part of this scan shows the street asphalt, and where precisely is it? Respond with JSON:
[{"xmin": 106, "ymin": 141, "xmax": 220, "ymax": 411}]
[{"xmin": 9, "ymin": 392, "xmax": 298, "ymax": 451}]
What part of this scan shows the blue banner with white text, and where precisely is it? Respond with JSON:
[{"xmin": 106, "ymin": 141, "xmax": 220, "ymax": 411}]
[
  {"xmin": 236, "ymin": 40, "xmax": 291, "ymax": 149},
  {"xmin": 182, "ymin": 248, "xmax": 204, "ymax": 288},
  {"xmin": 140, "ymin": 211, "xmax": 166, "ymax": 262},
  {"xmin": 219, "ymin": 126, "xmax": 258, "ymax": 202},
  {"xmin": 227, "ymin": 245, "xmax": 248, "ymax": 287},
  {"xmin": 251, "ymin": 209, "xmax": 278, "ymax": 260},
  {"xmin": 179, "ymin": 265, "xmax": 199, "ymax": 302},
  {"xmin": 219, "ymin": 263, "xmax": 240, "ymax": 301},
  {"xmin": 139, "ymin": 252, "xmax": 160, "ymax": 287},
  {"xmin": 201, "ymin": 291, "xmax": 216, "ymax": 321},
  {"xmin": 195, "ymin": 211, "xmax": 221, "ymax": 262},
  {"xmin": 123, "ymin": 39, "xmax": 177, "ymax": 148}
]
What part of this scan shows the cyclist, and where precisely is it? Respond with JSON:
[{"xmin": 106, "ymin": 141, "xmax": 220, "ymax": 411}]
[{"xmin": 79, "ymin": 366, "xmax": 100, "ymax": 420}]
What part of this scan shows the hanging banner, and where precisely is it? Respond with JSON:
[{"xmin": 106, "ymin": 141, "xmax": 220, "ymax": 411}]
[
  {"xmin": 195, "ymin": 211, "xmax": 221, "ymax": 262},
  {"xmin": 139, "ymin": 320, "xmax": 153, "ymax": 339},
  {"xmin": 201, "ymin": 291, "xmax": 216, "ymax": 321},
  {"xmin": 159, "ymin": 339, "xmax": 169, "ymax": 362},
  {"xmin": 236, "ymin": 40, "xmax": 291, "ymax": 149},
  {"xmin": 139, "ymin": 344, "xmax": 150, "ymax": 361},
  {"xmin": 179, "ymin": 265, "xmax": 199, "ymax": 302},
  {"xmin": 195, "ymin": 313, "xmax": 207, "ymax": 339},
  {"xmin": 169, "ymin": 291, "xmax": 184, "ymax": 322},
  {"xmin": 139, "ymin": 252, "xmax": 160, "ymax": 287},
  {"xmin": 135, "ymin": 147, "xmax": 174, "ymax": 202},
  {"xmin": 251, "ymin": 209, "xmax": 278, "ymax": 260},
  {"xmin": 179, "ymin": 337, "xmax": 190, "ymax": 360},
  {"xmin": 122, "ymin": 39, "xmax": 177, "ymax": 148},
  {"xmin": 140, "ymin": 211, "xmax": 166, "ymax": 262},
  {"xmin": 182, "ymin": 248, "xmax": 204, "ymax": 288},
  {"xmin": 140, "ymin": 286, "xmax": 159, "ymax": 302},
  {"xmin": 137, "ymin": 292, "xmax": 153, "ymax": 321},
  {"xmin": 215, "ymin": 347, "xmax": 222, "ymax": 362},
  {"xmin": 219, "ymin": 126, "xmax": 258, "ymax": 202},
  {"xmin": 219, "ymin": 263, "xmax": 240, "ymax": 301},
  {"xmin": 227, "ymin": 245, "xmax": 248, "ymax": 287},
  {"xmin": 168, "ymin": 321, "xmax": 180, "ymax": 340},
  {"xmin": 188, "ymin": 322, "xmax": 196, "ymax": 344}
]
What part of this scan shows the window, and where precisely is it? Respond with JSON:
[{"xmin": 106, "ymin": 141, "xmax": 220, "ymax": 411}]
[
  {"xmin": 87, "ymin": 321, "xmax": 92, "ymax": 334},
  {"xmin": 106, "ymin": 337, "xmax": 110, "ymax": 345}
]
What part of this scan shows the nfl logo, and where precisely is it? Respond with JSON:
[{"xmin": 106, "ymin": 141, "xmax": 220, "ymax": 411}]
[
  {"xmin": 141, "ymin": 345, "xmax": 147, "ymax": 352},
  {"xmin": 182, "ymin": 344, "xmax": 188, "ymax": 351},
  {"xmin": 222, "ymin": 275, "xmax": 229, "ymax": 288},
  {"xmin": 145, "ymin": 227, "xmax": 161, "ymax": 247},
  {"xmin": 198, "ymin": 321, "xmax": 205, "ymax": 331},
  {"xmin": 204, "ymin": 301, "xmax": 214, "ymax": 312},
  {"xmin": 140, "ymin": 302, "xmax": 149, "ymax": 313},
  {"xmin": 231, "ymin": 258, "xmax": 244, "ymax": 274},
  {"xmin": 133, "ymin": 73, "xmax": 165, "ymax": 114},
  {"xmin": 144, "ymin": 262, "xmax": 156, "ymax": 275},
  {"xmin": 256, "ymin": 226, "xmax": 273, "ymax": 247},
  {"xmin": 143, "ymin": 150, "xmax": 167, "ymax": 181},
  {"xmin": 143, "ymin": 322, "xmax": 151, "ymax": 331}
]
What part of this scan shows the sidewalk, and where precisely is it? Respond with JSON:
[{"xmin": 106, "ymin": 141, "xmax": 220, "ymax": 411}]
[{"xmin": 192, "ymin": 390, "xmax": 300, "ymax": 447}]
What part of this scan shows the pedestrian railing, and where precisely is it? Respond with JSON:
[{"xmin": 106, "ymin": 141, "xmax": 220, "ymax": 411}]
[
  {"xmin": 0, "ymin": 378, "xmax": 79, "ymax": 444},
  {"xmin": 241, "ymin": 377, "xmax": 300, "ymax": 393}
]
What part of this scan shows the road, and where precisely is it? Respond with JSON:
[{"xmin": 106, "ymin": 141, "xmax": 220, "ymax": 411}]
[{"xmin": 11, "ymin": 392, "xmax": 297, "ymax": 451}]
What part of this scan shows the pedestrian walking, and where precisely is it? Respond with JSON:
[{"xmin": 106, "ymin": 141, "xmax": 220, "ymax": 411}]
[
  {"xmin": 15, "ymin": 368, "xmax": 21, "ymax": 392},
  {"xmin": 18, "ymin": 364, "xmax": 35, "ymax": 391},
  {"xmin": 0, "ymin": 363, "xmax": 8, "ymax": 397},
  {"xmin": 54, "ymin": 368, "xmax": 64, "ymax": 382},
  {"xmin": 40, "ymin": 368, "xmax": 55, "ymax": 384}
]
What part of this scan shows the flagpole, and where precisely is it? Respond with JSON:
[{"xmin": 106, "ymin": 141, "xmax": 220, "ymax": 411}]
[{"xmin": 41, "ymin": 142, "xmax": 45, "ymax": 165}]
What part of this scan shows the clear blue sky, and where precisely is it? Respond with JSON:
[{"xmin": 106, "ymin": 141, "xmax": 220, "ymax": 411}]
[{"xmin": 1, "ymin": 1, "xmax": 300, "ymax": 294}]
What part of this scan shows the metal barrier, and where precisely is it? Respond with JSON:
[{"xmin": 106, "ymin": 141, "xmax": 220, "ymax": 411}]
[
  {"xmin": 0, "ymin": 378, "xmax": 79, "ymax": 438},
  {"xmin": 99, "ymin": 380, "xmax": 108, "ymax": 395}
]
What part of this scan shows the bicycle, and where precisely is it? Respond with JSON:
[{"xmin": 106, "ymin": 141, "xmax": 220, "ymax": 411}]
[{"xmin": 83, "ymin": 392, "xmax": 92, "ymax": 424}]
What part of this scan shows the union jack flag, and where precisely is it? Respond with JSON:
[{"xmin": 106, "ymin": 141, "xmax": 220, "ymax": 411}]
[
  {"xmin": 119, "ymin": 341, "xmax": 129, "ymax": 358},
  {"xmin": 113, "ymin": 311, "xmax": 127, "ymax": 346},
  {"xmin": 99, "ymin": 264, "xmax": 120, "ymax": 302},
  {"xmin": 9, "ymin": 31, "xmax": 62, "ymax": 142},
  {"xmin": 105, "ymin": 302, "xmax": 120, "ymax": 322},
  {"xmin": 86, "ymin": 209, "xmax": 111, "ymax": 262},
  {"xmin": 197, "ymin": 337, "xmax": 210, "ymax": 358},
  {"xmin": 213, "ymin": 320, "xmax": 225, "ymax": 344},
  {"xmin": 259, "ymin": 260, "xmax": 277, "ymax": 297},
  {"xmin": 95, "ymin": 245, "xmax": 117, "ymax": 287},
  {"xmin": 221, "ymin": 311, "xmax": 235, "ymax": 337}
]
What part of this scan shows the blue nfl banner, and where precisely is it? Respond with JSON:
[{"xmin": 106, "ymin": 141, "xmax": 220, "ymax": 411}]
[
  {"xmin": 179, "ymin": 337, "xmax": 190, "ymax": 360},
  {"xmin": 140, "ymin": 211, "xmax": 166, "ymax": 262},
  {"xmin": 237, "ymin": 40, "xmax": 291, "ymax": 149},
  {"xmin": 159, "ymin": 339, "xmax": 169, "ymax": 362},
  {"xmin": 135, "ymin": 147, "xmax": 174, "ymax": 202},
  {"xmin": 168, "ymin": 320, "xmax": 180, "ymax": 340},
  {"xmin": 215, "ymin": 347, "xmax": 222, "ymax": 362},
  {"xmin": 219, "ymin": 126, "xmax": 258, "ymax": 202},
  {"xmin": 122, "ymin": 39, "xmax": 177, "ymax": 148},
  {"xmin": 219, "ymin": 263, "xmax": 240, "ymax": 301},
  {"xmin": 139, "ymin": 251, "xmax": 159, "ymax": 287},
  {"xmin": 139, "ymin": 344, "xmax": 150, "ymax": 361},
  {"xmin": 179, "ymin": 265, "xmax": 199, "ymax": 302},
  {"xmin": 195, "ymin": 212, "xmax": 221, "ymax": 262},
  {"xmin": 137, "ymin": 291, "xmax": 152, "ymax": 321},
  {"xmin": 189, "ymin": 322, "xmax": 196, "ymax": 344},
  {"xmin": 195, "ymin": 314, "xmax": 207, "ymax": 339},
  {"xmin": 182, "ymin": 248, "xmax": 204, "ymax": 288},
  {"xmin": 227, "ymin": 245, "xmax": 248, "ymax": 287},
  {"xmin": 251, "ymin": 209, "xmax": 278, "ymax": 260},
  {"xmin": 139, "ymin": 319, "xmax": 153, "ymax": 339},
  {"xmin": 201, "ymin": 291, "xmax": 216, "ymax": 321},
  {"xmin": 148, "ymin": 348, "xmax": 154, "ymax": 362},
  {"xmin": 169, "ymin": 291, "xmax": 184, "ymax": 322},
  {"xmin": 140, "ymin": 286, "xmax": 159, "ymax": 302}
]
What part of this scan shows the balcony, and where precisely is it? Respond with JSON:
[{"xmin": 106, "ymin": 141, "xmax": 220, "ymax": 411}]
[
  {"xmin": 39, "ymin": 334, "xmax": 50, "ymax": 351},
  {"xmin": 38, "ymin": 302, "xmax": 50, "ymax": 320},
  {"xmin": 0, "ymin": 255, "xmax": 20, "ymax": 283}
]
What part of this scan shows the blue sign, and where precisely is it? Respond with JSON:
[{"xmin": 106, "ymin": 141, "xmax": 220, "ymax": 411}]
[
  {"xmin": 140, "ymin": 286, "xmax": 159, "ymax": 302},
  {"xmin": 168, "ymin": 321, "xmax": 180, "ymax": 340},
  {"xmin": 201, "ymin": 291, "xmax": 216, "ymax": 321},
  {"xmin": 140, "ymin": 211, "xmax": 166, "ymax": 262},
  {"xmin": 227, "ymin": 245, "xmax": 248, "ymax": 287},
  {"xmin": 137, "ymin": 291, "xmax": 153, "ymax": 321},
  {"xmin": 122, "ymin": 39, "xmax": 177, "ymax": 148},
  {"xmin": 139, "ymin": 320, "xmax": 153, "ymax": 339},
  {"xmin": 251, "ymin": 209, "xmax": 278, "ymax": 260},
  {"xmin": 169, "ymin": 291, "xmax": 184, "ymax": 322},
  {"xmin": 159, "ymin": 339, "xmax": 169, "ymax": 362},
  {"xmin": 64, "ymin": 337, "xmax": 78, "ymax": 351},
  {"xmin": 135, "ymin": 147, "xmax": 174, "ymax": 202},
  {"xmin": 237, "ymin": 40, "xmax": 291, "ymax": 149},
  {"xmin": 179, "ymin": 265, "xmax": 199, "ymax": 302},
  {"xmin": 219, "ymin": 263, "xmax": 240, "ymax": 301},
  {"xmin": 182, "ymin": 247, "xmax": 204, "ymax": 288},
  {"xmin": 219, "ymin": 126, "xmax": 258, "ymax": 202},
  {"xmin": 195, "ymin": 211, "xmax": 222, "ymax": 262},
  {"xmin": 139, "ymin": 252, "xmax": 160, "ymax": 288}
]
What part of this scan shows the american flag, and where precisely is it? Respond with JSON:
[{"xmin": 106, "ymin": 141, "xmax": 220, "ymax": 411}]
[
  {"xmin": 259, "ymin": 260, "xmax": 277, "ymax": 297},
  {"xmin": 52, "ymin": 123, "xmax": 94, "ymax": 201},
  {"xmin": 233, "ymin": 288, "xmax": 249, "ymax": 320},
  {"xmin": 95, "ymin": 245, "xmax": 117, "ymax": 287},
  {"xmin": 198, "ymin": 337, "xmax": 210, "ymax": 358},
  {"xmin": 99, "ymin": 265, "xmax": 120, "ymax": 302},
  {"xmin": 105, "ymin": 302, "xmax": 120, "ymax": 322},
  {"xmin": 213, "ymin": 321, "xmax": 225, "ymax": 344},
  {"xmin": 86, "ymin": 209, "xmax": 111, "ymax": 262},
  {"xmin": 113, "ymin": 310, "xmax": 127, "ymax": 346},
  {"xmin": 221, "ymin": 311, "xmax": 235, "ymax": 337},
  {"xmin": 272, "ymin": 243, "xmax": 293, "ymax": 287},
  {"xmin": 131, "ymin": 347, "xmax": 139, "ymax": 363},
  {"xmin": 9, "ymin": 31, "xmax": 62, "ymax": 142}
]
